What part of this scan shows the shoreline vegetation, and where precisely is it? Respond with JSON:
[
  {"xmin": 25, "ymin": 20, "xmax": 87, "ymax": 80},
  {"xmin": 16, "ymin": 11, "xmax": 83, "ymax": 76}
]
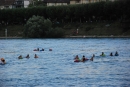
[
  {"xmin": 0, "ymin": 1, "xmax": 130, "ymax": 38},
  {"xmin": 0, "ymin": 21, "xmax": 130, "ymax": 38}
]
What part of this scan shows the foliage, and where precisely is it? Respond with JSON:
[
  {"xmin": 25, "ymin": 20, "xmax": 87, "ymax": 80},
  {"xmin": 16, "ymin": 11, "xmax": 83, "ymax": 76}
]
[
  {"xmin": 24, "ymin": 15, "xmax": 50, "ymax": 38},
  {"xmin": 24, "ymin": 15, "xmax": 44, "ymax": 37},
  {"xmin": 24, "ymin": 15, "xmax": 65, "ymax": 38},
  {"xmin": 28, "ymin": 0, "xmax": 46, "ymax": 7},
  {"xmin": 0, "ymin": 0, "xmax": 130, "ymax": 24},
  {"xmin": 0, "ymin": 0, "xmax": 130, "ymax": 37}
]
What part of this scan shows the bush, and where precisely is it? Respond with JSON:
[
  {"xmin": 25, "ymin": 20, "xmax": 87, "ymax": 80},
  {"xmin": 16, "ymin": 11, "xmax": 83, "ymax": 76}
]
[
  {"xmin": 24, "ymin": 15, "xmax": 52, "ymax": 38},
  {"xmin": 24, "ymin": 15, "xmax": 65, "ymax": 38}
]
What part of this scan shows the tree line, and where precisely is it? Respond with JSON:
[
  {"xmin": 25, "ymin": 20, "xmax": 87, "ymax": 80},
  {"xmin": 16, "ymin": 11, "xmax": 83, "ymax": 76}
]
[{"xmin": 0, "ymin": 0, "xmax": 130, "ymax": 25}]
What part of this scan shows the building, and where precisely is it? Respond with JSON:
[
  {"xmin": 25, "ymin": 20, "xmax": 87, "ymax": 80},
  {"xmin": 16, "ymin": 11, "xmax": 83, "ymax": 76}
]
[
  {"xmin": 14, "ymin": 0, "xmax": 24, "ymax": 8},
  {"xmin": 24, "ymin": 0, "xmax": 30, "ymax": 8},
  {"xmin": 43, "ymin": 0, "xmax": 70, "ymax": 6},
  {"xmin": 0, "ymin": 0, "xmax": 120, "ymax": 9},
  {"xmin": 0, "ymin": 0, "xmax": 15, "ymax": 9},
  {"xmin": 0, "ymin": 0, "xmax": 29, "ymax": 9},
  {"xmin": 70, "ymin": 0, "xmax": 117, "ymax": 4}
]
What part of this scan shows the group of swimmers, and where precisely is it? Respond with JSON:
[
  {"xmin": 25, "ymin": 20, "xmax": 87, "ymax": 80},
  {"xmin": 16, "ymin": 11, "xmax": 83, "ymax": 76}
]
[
  {"xmin": 74, "ymin": 51, "xmax": 119, "ymax": 62},
  {"xmin": 0, "ymin": 58, "xmax": 6, "ymax": 64},
  {"xmin": 33, "ymin": 48, "xmax": 52, "ymax": 51},
  {"xmin": 74, "ymin": 54, "xmax": 95, "ymax": 62},
  {"xmin": 1, "ymin": 54, "xmax": 39, "ymax": 64},
  {"xmin": 100, "ymin": 51, "xmax": 119, "ymax": 56},
  {"xmin": 1, "ymin": 51, "xmax": 119, "ymax": 64},
  {"xmin": 18, "ymin": 54, "xmax": 38, "ymax": 59}
]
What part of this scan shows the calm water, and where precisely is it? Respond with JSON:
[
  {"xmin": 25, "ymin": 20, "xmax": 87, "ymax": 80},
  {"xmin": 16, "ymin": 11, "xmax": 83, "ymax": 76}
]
[{"xmin": 0, "ymin": 38, "xmax": 130, "ymax": 87}]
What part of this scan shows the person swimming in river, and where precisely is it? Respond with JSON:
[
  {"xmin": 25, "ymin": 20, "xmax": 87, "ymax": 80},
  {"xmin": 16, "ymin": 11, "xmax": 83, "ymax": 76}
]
[
  {"xmin": 110, "ymin": 52, "xmax": 113, "ymax": 56},
  {"xmin": 34, "ymin": 54, "xmax": 38, "ymax": 58},
  {"xmin": 49, "ymin": 48, "xmax": 52, "ymax": 51},
  {"xmin": 74, "ymin": 55, "xmax": 79, "ymax": 60},
  {"xmin": 33, "ymin": 48, "xmax": 39, "ymax": 51},
  {"xmin": 90, "ymin": 54, "xmax": 95, "ymax": 61},
  {"xmin": 115, "ymin": 51, "xmax": 119, "ymax": 56},
  {"xmin": 100, "ymin": 52, "xmax": 105, "ymax": 56},
  {"xmin": 18, "ymin": 55, "xmax": 23, "ymax": 59},
  {"xmin": 0, "ymin": 58, "xmax": 6, "ymax": 64},
  {"xmin": 26, "ymin": 54, "xmax": 30, "ymax": 58},
  {"xmin": 74, "ymin": 55, "xmax": 80, "ymax": 62},
  {"xmin": 81, "ymin": 55, "xmax": 86, "ymax": 62},
  {"xmin": 41, "ymin": 48, "xmax": 44, "ymax": 51}
]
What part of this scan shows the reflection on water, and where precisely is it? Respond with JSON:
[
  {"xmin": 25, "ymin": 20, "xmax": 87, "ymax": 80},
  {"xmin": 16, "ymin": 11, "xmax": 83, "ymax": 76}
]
[{"xmin": 0, "ymin": 38, "xmax": 130, "ymax": 87}]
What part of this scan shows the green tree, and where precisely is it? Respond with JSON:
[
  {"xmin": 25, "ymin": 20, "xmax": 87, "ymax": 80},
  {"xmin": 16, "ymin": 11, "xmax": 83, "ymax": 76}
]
[
  {"xmin": 24, "ymin": 15, "xmax": 52, "ymax": 38},
  {"xmin": 28, "ymin": 0, "xmax": 46, "ymax": 7}
]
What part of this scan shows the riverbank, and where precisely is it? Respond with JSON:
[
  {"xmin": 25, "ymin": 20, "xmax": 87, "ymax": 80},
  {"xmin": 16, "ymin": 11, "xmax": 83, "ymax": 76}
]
[
  {"xmin": 0, "ymin": 35, "xmax": 130, "ymax": 39},
  {"xmin": 0, "ymin": 21, "xmax": 130, "ymax": 38},
  {"xmin": 68, "ymin": 35, "xmax": 130, "ymax": 38},
  {"xmin": 0, "ymin": 37, "xmax": 23, "ymax": 39}
]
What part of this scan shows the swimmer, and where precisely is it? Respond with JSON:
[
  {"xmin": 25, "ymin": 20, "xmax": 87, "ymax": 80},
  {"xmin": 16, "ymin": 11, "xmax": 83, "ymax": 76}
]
[
  {"xmin": 115, "ymin": 51, "xmax": 119, "ymax": 56},
  {"xmin": 90, "ymin": 54, "xmax": 95, "ymax": 61},
  {"xmin": 0, "ymin": 58, "xmax": 6, "ymax": 64},
  {"xmin": 74, "ymin": 55, "xmax": 80, "ymax": 62},
  {"xmin": 49, "ymin": 48, "xmax": 52, "ymax": 51},
  {"xmin": 81, "ymin": 55, "xmax": 86, "ymax": 62},
  {"xmin": 37, "ymin": 48, "xmax": 39, "ymax": 51},
  {"xmin": 26, "ymin": 54, "xmax": 30, "ymax": 58},
  {"xmin": 42, "ymin": 48, "xmax": 44, "ymax": 51},
  {"xmin": 74, "ymin": 55, "xmax": 79, "ymax": 60},
  {"xmin": 18, "ymin": 55, "xmax": 23, "ymax": 59},
  {"xmin": 110, "ymin": 52, "xmax": 113, "ymax": 56},
  {"xmin": 100, "ymin": 52, "xmax": 105, "ymax": 56},
  {"xmin": 34, "ymin": 54, "xmax": 38, "ymax": 58}
]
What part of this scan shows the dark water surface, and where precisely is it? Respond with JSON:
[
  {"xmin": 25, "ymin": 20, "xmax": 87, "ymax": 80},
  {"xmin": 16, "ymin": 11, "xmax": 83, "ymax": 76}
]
[{"xmin": 0, "ymin": 38, "xmax": 130, "ymax": 87}]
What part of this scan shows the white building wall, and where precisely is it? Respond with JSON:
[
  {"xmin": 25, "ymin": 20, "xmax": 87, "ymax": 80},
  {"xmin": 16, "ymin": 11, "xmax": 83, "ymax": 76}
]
[
  {"xmin": 47, "ymin": 3, "xmax": 55, "ymax": 6},
  {"xmin": 0, "ymin": 6, "xmax": 4, "ymax": 9},
  {"xmin": 24, "ymin": 1, "xmax": 29, "ymax": 8},
  {"xmin": 9, "ymin": 5, "xmax": 13, "ymax": 9},
  {"xmin": 109, "ymin": 0, "xmax": 115, "ymax": 1},
  {"xmin": 47, "ymin": 3, "xmax": 68, "ymax": 6}
]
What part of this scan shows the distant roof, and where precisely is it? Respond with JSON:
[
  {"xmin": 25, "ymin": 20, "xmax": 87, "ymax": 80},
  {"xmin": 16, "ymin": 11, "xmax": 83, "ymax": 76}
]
[
  {"xmin": 0, "ymin": 0, "xmax": 15, "ymax": 6},
  {"xmin": 43, "ymin": 0, "xmax": 70, "ymax": 3}
]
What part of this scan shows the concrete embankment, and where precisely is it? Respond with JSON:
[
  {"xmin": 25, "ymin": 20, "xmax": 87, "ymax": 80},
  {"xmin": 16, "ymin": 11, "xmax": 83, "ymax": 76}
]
[
  {"xmin": 67, "ymin": 35, "xmax": 130, "ymax": 38},
  {"xmin": 0, "ymin": 37, "xmax": 23, "ymax": 39}
]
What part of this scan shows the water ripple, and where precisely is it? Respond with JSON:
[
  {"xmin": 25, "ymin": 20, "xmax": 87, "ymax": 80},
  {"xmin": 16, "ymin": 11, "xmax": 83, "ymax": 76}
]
[{"xmin": 0, "ymin": 38, "xmax": 130, "ymax": 87}]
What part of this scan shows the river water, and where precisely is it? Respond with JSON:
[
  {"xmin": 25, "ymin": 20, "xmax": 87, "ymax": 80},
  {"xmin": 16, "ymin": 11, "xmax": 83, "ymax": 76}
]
[{"xmin": 0, "ymin": 38, "xmax": 130, "ymax": 87}]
